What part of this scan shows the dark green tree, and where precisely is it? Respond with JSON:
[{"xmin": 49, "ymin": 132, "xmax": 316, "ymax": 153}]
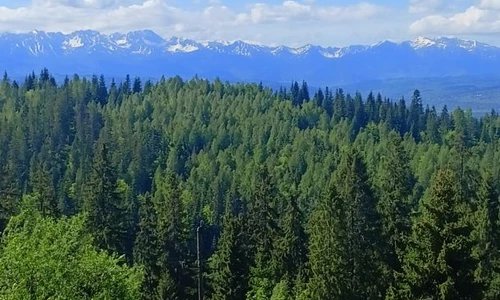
[
  {"xmin": 473, "ymin": 172, "xmax": 500, "ymax": 299},
  {"xmin": 275, "ymin": 189, "xmax": 309, "ymax": 297},
  {"xmin": 154, "ymin": 170, "xmax": 191, "ymax": 299},
  {"xmin": 246, "ymin": 166, "xmax": 280, "ymax": 300},
  {"xmin": 376, "ymin": 132, "xmax": 413, "ymax": 273},
  {"xmin": 134, "ymin": 192, "xmax": 160, "ymax": 300},
  {"xmin": 83, "ymin": 139, "xmax": 129, "ymax": 256},
  {"xmin": 208, "ymin": 194, "xmax": 249, "ymax": 300},
  {"xmin": 395, "ymin": 168, "xmax": 479, "ymax": 299},
  {"xmin": 307, "ymin": 148, "xmax": 385, "ymax": 299}
]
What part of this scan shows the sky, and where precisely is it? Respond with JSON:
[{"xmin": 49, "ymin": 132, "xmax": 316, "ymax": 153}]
[{"xmin": 0, "ymin": 0, "xmax": 500, "ymax": 47}]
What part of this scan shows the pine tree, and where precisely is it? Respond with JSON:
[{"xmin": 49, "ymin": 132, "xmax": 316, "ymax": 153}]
[
  {"xmin": 133, "ymin": 77, "xmax": 142, "ymax": 94},
  {"xmin": 31, "ymin": 160, "xmax": 59, "ymax": 218},
  {"xmin": 376, "ymin": 132, "xmax": 413, "ymax": 273},
  {"xmin": 97, "ymin": 75, "xmax": 108, "ymax": 106},
  {"xmin": 396, "ymin": 168, "xmax": 479, "ymax": 299},
  {"xmin": 154, "ymin": 170, "xmax": 190, "ymax": 299},
  {"xmin": 473, "ymin": 172, "xmax": 500, "ymax": 299},
  {"xmin": 83, "ymin": 139, "xmax": 128, "ymax": 255},
  {"xmin": 291, "ymin": 82, "xmax": 301, "ymax": 106},
  {"xmin": 134, "ymin": 192, "xmax": 161, "ymax": 300},
  {"xmin": 208, "ymin": 195, "xmax": 249, "ymax": 300},
  {"xmin": 275, "ymin": 189, "xmax": 308, "ymax": 297},
  {"xmin": 0, "ymin": 163, "xmax": 20, "ymax": 233},
  {"xmin": 408, "ymin": 89, "xmax": 423, "ymax": 142},
  {"xmin": 246, "ymin": 166, "xmax": 279, "ymax": 300},
  {"xmin": 307, "ymin": 148, "xmax": 385, "ymax": 299}
]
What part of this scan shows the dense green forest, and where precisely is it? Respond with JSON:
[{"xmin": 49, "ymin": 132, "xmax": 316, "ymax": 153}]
[{"xmin": 2, "ymin": 69, "xmax": 500, "ymax": 299}]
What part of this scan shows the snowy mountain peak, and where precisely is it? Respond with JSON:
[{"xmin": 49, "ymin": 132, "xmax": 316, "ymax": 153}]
[
  {"xmin": 0, "ymin": 29, "xmax": 499, "ymax": 60},
  {"xmin": 411, "ymin": 36, "xmax": 436, "ymax": 49},
  {"xmin": 165, "ymin": 37, "xmax": 200, "ymax": 53},
  {"xmin": 63, "ymin": 36, "xmax": 84, "ymax": 48},
  {"xmin": 409, "ymin": 36, "xmax": 488, "ymax": 51},
  {"xmin": 2, "ymin": 29, "xmax": 500, "ymax": 91}
]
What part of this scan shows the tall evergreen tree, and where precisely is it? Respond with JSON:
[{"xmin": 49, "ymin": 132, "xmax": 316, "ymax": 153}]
[
  {"xmin": 246, "ymin": 166, "xmax": 279, "ymax": 300},
  {"xmin": 275, "ymin": 189, "xmax": 309, "ymax": 297},
  {"xmin": 134, "ymin": 192, "xmax": 160, "ymax": 300},
  {"xmin": 83, "ymin": 138, "xmax": 128, "ymax": 255},
  {"xmin": 0, "ymin": 164, "xmax": 20, "ymax": 233},
  {"xmin": 473, "ymin": 172, "xmax": 500, "ymax": 299},
  {"xmin": 31, "ymin": 160, "xmax": 59, "ymax": 218},
  {"xmin": 408, "ymin": 89, "xmax": 423, "ymax": 142},
  {"xmin": 208, "ymin": 193, "xmax": 249, "ymax": 300},
  {"xmin": 376, "ymin": 132, "xmax": 413, "ymax": 273},
  {"xmin": 154, "ymin": 170, "xmax": 191, "ymax": 299},
  {"xmin": 395, "ymin": 168, "xmax": 479, "ymax": 299},
  {"xmin": 307, "ymin": 148, "xmax": 385, "ymax": 299}
]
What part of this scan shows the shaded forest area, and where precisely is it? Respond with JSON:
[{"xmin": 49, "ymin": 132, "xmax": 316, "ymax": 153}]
[{"xmin": 1, "ymin": 69, "xmax": 500, "ymax": 299}]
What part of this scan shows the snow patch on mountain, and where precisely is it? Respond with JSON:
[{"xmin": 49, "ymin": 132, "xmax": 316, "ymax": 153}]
[
  {"xmin": 63, "ymin": 36, "xmax": 84, "ymax": 49},
  {"xmin": 167, "ymin": 43, "xmax": 199, "ymax": 53},
  {"xmin": 411, "ymin": 36, "xmax": 436, "ymax": 49}
]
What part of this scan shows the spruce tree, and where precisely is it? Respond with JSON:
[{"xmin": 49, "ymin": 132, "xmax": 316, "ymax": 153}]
[
  {"xmin": 395, "ymin": 168, "xmax": 479, "ymax": 299},
  {"xmin": 83, "ymin": 139, "xmax": 128, "ymax": 255},
  {"xmin": 31, "ymin": 160, "xmax": 59, "ymax": 218},
  {"xmin": 0, "ymin": 163, "xmax": 20, "ymax": 233},
  {"xmin": 246, "ymin": 166, "xmax": 279, "ymax": 300},
  {"xmin": 376, "ymin": 132, "xmax": 413, "ymax": 273},
  {"xmin": 473, "ymin": 172, "xmax": 500, "ymax": 299},
  {"xmin": 208, "ymin": 197, "xmax": 249, "ymax": 300},
  {"xmin": 307, "ymin": 148, "xmax": 385, "ymax": 299},
  {"xmin": 275, "ymin": 189, "xmax": 309, "ymax": 297},
  {"xmin": 154, "ymin": 170, "xmax": 190, "ymax": 299},
  {"xmin": 134, "ymin": 192, "xmax": 160, "ymax": 300}
]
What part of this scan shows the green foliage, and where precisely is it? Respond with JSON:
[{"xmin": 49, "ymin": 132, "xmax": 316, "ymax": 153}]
[
  {"xmin": 154, "ymin": 170, "xmax": 191, "ymax": 299},
  {"xmin": 1, "ymin": 70, "xmax": 500, "ymax": 299},
  {"xmin": 208, "ymin": 208, "xmax": 249, "ymax": 300},
  {"xmin": 0, "ymin": 195, "xmax": 142, "ymax": 299},
  {"xmin": 83, "ymin": 138, "xmax": 129, "ymax": 256},
  {"xmin": 134, "ymin": 192, "xmax": 160, "ymax": 300},
  {"xmin": 395, "ymin": 168, "xmax": 479, "ymax": 299},
  {"xmin": 246, "ymin": 166, "xmax": 280, "ymax": 300},
  {"xmin": 270, "ymin": 279, "xmax": 292, "ymax": 300},
  {"xmin": 473, "ymin": 172, "xmax": 500, "ymax": 299},
  {"xmin": 307, "ymin": 148, "xmax": 386, "ymax": 299},
  {"xmin": 375, "ymin": 132, "xmax": 413, "ymax": 273}
]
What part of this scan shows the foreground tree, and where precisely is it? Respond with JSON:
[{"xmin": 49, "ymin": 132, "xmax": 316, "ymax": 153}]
[
  {"xmin": 208, "ymin": 195, "xmax": 249, "ymax": 300},
  {"xmin": 154, "ymin": 170, "xmax": 191, "ymax": 299},
  {"xmin": 246, "ymin": 166, "xmax": 280, "ymax": 300},
  {"xmin": 134, "ymin": 192, "xmax": 160, "ymax": 300},
  {"xmin": 375, "ymin": 132, "xmax": 413, "ymax": 274},
  {"xmin": 394, "ymin": 168, "xmax": 479, "ymax": 299},
  {"xmin": 473, "ymin": 172, "xmax": 500, "ymax": 299},
  {"xmin": 274, "ymin": 189, "xmax": 309, "ymax": 298},
  {"xmin": 0, "ymin": 195, "xmax": 142, "ymax": 299},
  {"xmin": 83, "ymin": 139, "xmax": 129, "ymax": 255},
  {"xmin": 307, "ymin": 148, "xmax": 385, "ymax": 299}
]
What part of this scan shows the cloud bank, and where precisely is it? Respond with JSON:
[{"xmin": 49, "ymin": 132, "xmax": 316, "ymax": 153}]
[
  {"xmin": 0, "ymin": 0, "xmax": 391, "ymax": 46},
  {"xmin": 410, "ymin": 0, "xmax": 500, "ymax": 36}
]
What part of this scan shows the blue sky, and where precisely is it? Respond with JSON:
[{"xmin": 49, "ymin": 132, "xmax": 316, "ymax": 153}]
[{"xmin": 0, "ymin": 0, "xmax": 499, "ymax": 46}]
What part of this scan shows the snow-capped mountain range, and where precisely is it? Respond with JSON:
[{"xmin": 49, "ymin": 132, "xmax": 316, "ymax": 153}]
[{"xmin": 1, "ymin": 29, "xmax": 500, "ymax": 86}]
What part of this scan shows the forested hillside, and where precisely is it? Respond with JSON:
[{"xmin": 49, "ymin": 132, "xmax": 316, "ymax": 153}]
[{"xmin": 1, "ymin": 69, "xmax": 500, "ymax": 299}]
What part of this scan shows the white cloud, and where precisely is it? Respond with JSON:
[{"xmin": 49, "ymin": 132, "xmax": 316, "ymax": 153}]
[
  {"xmin": 235, "ymin": 1, "xmax": 386, "ymax": 24},
  {"xmin": 479, "ymin": 0, "xmax": 500, "ymax": 10},
  {"xmin": 0, "ymin": 0, "xmax": 392, "ymax": 46},
  {"xmin": 409, "ymin": 0, "xmax": 445, "ymax": 14},
  {"xmin": 410, "ymin": 4, "xmax": 500, "ymax": 35}
]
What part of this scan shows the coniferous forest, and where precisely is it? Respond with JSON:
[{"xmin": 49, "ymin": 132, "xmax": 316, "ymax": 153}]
[{"xmin": 2, "ymin": 69, "xmax": 500, "ymax": 299}]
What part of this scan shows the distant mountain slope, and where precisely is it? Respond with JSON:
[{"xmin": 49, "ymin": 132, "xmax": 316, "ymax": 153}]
[{"xmin": 2, "ymin": 30, "xmax": 500, "ymax": 88}]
